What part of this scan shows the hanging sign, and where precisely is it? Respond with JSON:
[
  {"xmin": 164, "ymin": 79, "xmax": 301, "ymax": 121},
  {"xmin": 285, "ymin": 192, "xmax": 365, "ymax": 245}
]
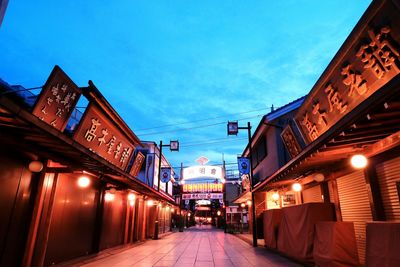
[
  {"xmin": 281, "ymin": 126, "xmax": 302, "ymax": 159},
  {"xmin": 161, "ymin": 167, "xmax": 171, "ymax": 183},
  {"xmin": 129, "ymin": 151, "xmax": 145, "ymax": 177},
  {"xmin": 32, "ymin": 65, "xmax": 81, "ymax": 131},
  {"xmin": 237, "ymin": 157, "xmax": 250, "ymax": 174}
]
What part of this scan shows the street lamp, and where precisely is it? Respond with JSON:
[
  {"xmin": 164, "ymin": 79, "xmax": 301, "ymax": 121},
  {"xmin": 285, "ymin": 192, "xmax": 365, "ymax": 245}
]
[
  {"xmin": 227, "ymin": 121, "xmax": 258, "ymax": 247},
  {"xmin": 154, "ymin": 140, "xmax": 179, "ymax": 240},
  {"xmin": 157, "ymin": 140, "xmax": 179, "ymax": 192}
]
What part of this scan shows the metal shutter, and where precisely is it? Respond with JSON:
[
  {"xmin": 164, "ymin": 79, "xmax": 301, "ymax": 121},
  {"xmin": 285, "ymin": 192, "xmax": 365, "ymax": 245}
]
[
  {"xmin": 336, "ymin": 170, "xmax": 372, "ymax": 265},
  {"xmin": 302, "ymin": 185, "xmax": 323, "ymax": 203},
  {"xmin": 376, "ymin": 156, "xmax": 400, "ymax": 221},
  {"xmin": 328, "ymin": 180, "xmax": 335, "ymax": 203}
]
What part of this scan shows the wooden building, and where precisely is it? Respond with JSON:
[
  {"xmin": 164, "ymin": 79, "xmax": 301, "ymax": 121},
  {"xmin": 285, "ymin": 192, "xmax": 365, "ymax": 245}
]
[
  {"xmin": 0, "ymin": 66, "xmax": 177, "ymax": 266},
  {"xmin": 253, "ymin": 0, "xmax": 400, "ymax": 266}
]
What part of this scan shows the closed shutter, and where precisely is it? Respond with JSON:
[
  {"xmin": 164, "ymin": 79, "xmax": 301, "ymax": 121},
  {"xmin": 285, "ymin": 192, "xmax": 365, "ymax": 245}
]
[
  {"xmin": 328, "ymin": 180, "xmax": 335, "ymax": 203},
  {"xmin": 376, "ymin": 156, "xmax": 400, "ymax": 221},
  {"xmin": 336, "ymin": 170, "xmax": 372, "ymax": 265},
  {"xmin": 302, "ymin": 185, "xmax": 323, "ymax": 203}
]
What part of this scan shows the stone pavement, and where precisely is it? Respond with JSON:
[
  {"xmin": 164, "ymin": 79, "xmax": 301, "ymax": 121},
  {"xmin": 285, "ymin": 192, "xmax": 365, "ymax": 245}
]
[{"xmin": 74, "ymin": 225, "xmax": 302, "ymax": 267}]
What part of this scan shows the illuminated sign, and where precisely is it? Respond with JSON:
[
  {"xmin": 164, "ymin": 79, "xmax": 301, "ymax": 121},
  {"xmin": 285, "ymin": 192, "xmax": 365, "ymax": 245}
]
[
  {"xmin": 32, "ymin": 65, "xmax": 81, "ymax": 131},
  {"xmin": 182, "ymin": 183, "xmax": 223, "ymax": 193},
  {"xmin": 196, "ymin": 200, "xmax": 211, "ymax": 205},
  {"xmin": 182, "ymin": 193, "xmax": 223, "ymax": 200},
  {"xmin": 182, "ymin": 165, "xmax": 223, "ymax": 180},
  {"xmin": 73, "ymin": 103, "xmax": 135, "ymax": 170}
]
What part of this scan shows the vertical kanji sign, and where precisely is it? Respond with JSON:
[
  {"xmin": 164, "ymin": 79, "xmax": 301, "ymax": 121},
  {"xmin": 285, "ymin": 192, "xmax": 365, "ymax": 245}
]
[
  {"xmin": 32, "ymin": 65, "xmax": 81, "ymax": 131},
  {"xmin": 130, "ymin": 151, "xmax": 145, "ymax": 177}
]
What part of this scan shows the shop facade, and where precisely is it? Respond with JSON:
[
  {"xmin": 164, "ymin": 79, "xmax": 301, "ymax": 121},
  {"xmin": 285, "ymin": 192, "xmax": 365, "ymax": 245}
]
[
  {"xmin": 253, "ymin": 0, "xmax": 400, "ymax": 265},
  {"xmin": 0, "ymin": 66, "xmax": 177, "ymax": 266}
]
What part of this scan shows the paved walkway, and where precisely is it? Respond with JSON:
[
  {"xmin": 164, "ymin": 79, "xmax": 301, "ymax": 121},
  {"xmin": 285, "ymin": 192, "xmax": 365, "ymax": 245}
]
[{"xmin": 74, "ymin": 226, "xmax": 301, "ymax": 267}]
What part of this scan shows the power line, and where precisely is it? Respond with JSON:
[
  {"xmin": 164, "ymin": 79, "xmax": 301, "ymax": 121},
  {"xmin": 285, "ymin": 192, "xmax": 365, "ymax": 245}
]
[
  {"xmin": 180, "ymin": 137, "xmax": 247, "ymax": 148},
  {"xmin": 182, "ymin": 136, "xmax": 246, "ymax": 146},
  {"xmin": 135, "ymin": 107, "xmax": 269, "ymax": 132},
  {"xmin": 137, "ymin": 114, "xmax": 263, "ymax": 137}
]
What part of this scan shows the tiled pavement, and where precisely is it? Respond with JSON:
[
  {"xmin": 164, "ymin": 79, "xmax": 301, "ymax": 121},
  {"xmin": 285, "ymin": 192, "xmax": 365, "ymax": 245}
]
[{"xmin": 74, "ymin": 226, "xmax": 302, "ymax": 267}]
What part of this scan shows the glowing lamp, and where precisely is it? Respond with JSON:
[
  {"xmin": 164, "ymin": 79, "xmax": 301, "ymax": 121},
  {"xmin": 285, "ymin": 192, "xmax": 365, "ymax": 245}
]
[
  {"xmin": 166, "ymin": 206, "xmax": 170, "ymax": 211},
  {"xmin": 313, "ymin": 173, "xmax": 325, "ymax": 182},
  {"xmin": 129, "ymin": 200, "xmax": 135, "ymax": 207},
  {"xmin": 109, "ymin": 187, "xmax": 117, "ymax": 194},
  {"xmin": 240, "ymin": 203, "xmax": 246, "ymax": 208},
  {"xmin": 147, "ymin": 200, "xmax": 154, "ymax": 206},
  {"xmin": 272, "ymin": 192, "xmax": 280, "ymax": 201},
  {"xmin": 217, "ymin": 211, "xmax": 221, "ymax": 216},
  {"xmin": 188, "ymin": 212, "xmax": 191, "ymax": 217},
  {"xmin": 246, "ymin": 200, "xmax": 252, "ymax": 206},
  {"xmin": 128, "ymin": 193, "xmax": 136, "ymax": 201},
  {"xmin": 351, "ymin": 154, "xmax": 368, "ymax": 169},
  {"xmin": 77, "ymin": 176, "xmax": 90, "ymax": 188},
  {"xmin": 292, "ymin": 182, "xmax": 302, "ymax": 192},
  {"xmin": 105, "ymin": 192, "xmax": 115, "ymax": 202},
  {"xmin": 29, "ymin": 160, "xmax": 43, "ymax": 173},
  {"xmin": 171, "ymin": 208, "xmax": 175, "ymax": 213}
]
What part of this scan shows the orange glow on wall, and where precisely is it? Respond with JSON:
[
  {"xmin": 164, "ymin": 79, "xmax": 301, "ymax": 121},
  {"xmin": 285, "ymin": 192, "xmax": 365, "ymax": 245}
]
[
  {"xmin": 104, "ymin": 192, "xmax": 115, "ymax": 202},
  {"xmin": 128, "ymin": 193, "xmax": 136, "ymax": 201},
  {"xmin": 77, "ymin": 176, "xmax": 90, "ymax": 188}
]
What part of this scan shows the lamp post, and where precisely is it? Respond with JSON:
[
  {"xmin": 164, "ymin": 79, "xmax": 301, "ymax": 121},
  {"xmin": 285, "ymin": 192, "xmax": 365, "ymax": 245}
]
[
  {"xmin": 157, "ymin": 140, "xmax": 179, "ymax": 192},
  {"xmin": 154, "ymin": 140, "xmax": 179, "ymax": 240},
  {"xmin": 227, "ymin": 121, "xmax": 258, "ymax": 247}
]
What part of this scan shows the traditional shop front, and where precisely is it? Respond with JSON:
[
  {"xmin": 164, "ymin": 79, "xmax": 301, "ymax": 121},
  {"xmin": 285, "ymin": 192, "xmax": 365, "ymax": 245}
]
[
  {"xmin": 255, "ymin": 0, "xmax": 400, "ymax": 266},
  {"xmin": 0, "ymin": 66, "xmax": 176, "ymax": 266}
]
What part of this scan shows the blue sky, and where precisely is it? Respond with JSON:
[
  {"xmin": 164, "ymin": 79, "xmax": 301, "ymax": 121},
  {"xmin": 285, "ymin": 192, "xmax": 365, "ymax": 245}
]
[{"xmin": 0, "ymin": 1, "xmax": 370, "ymax": 169}]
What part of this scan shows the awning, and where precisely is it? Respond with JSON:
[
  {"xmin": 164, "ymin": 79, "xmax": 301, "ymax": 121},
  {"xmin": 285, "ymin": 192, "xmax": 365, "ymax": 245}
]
[
  {"xmin": 0, "ymin": 94, "xmax": 176, "ymax": 205},
  {"xmin": 254, "ymin": 75, "xmax": 400, "ymax": 192},
  {"xmin": 232, "ymin": 191, "xmax": 251, "ymax": 204}
]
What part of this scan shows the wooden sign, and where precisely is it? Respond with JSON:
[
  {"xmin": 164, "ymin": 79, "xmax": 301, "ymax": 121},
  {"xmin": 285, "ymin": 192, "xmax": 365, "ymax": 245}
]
[
  {"xmin": 129, "ymin": 151, "xmax": 145, "ymax": 177},
  {"xmin": 32, "ymin": 65, "xmax": 81, "ymax": 131},
  {"xmin": 281, "ymin": 125, "xmax": 302, "ymax": 159},
  {"xmin": 295, "ymin": 1, "xmax": 400, "ymax": 144},
  {"xmin": 73, "ymin": 103, "xmax": 135, "ymax": 170}
]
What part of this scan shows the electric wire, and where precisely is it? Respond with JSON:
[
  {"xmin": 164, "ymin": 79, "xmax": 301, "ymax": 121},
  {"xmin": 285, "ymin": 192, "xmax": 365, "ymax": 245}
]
[
  {"xmin": 180, "ymin": 137, "xmax": 247, "ymax": 148},
  {"xmin": 136, "ymin": 114, "xmax": 263, "ymax": 137},
  {"xmin": 182, "ymin": 136, "xmax": 246, "ymax": 146},
  {"xmin": 135, "ymin": 106, "xmax": 270, "ymax": 132}
]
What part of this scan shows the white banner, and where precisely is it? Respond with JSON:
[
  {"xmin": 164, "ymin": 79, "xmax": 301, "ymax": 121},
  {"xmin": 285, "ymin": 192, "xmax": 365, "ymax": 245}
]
[
  {"xmin": 161, "ymin": 167, "xmax": 171, "ymax": 183},
  {"xmin": 182, "ymin": 165, "xmax": 223, "ymax": 180},
  {"xmin": 182, "ymin": 193, "xmax": 223, "ymax": 200},
  {"xmin": 237, "ymin": 157, "xmax": 250, "ymax": 174}
]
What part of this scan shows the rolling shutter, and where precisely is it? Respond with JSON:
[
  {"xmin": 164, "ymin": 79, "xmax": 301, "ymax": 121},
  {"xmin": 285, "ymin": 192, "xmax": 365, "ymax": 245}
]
[
  {"xmin": 302, "ymin": 185, "xmax": 323, "ymax": 203},
  {"xmin": 376, "ymin": 156, "xmax": 400, "ymax": 221},
  {"xmin": 336, "ymin": 170, "xmax": 372, "ymax": 265}
]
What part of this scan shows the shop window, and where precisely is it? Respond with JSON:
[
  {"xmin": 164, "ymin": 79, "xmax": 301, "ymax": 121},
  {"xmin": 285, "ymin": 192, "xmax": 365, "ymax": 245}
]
[{"xmin": 251, "ymin": 138, "xmax": 268, "ymax": 169}]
